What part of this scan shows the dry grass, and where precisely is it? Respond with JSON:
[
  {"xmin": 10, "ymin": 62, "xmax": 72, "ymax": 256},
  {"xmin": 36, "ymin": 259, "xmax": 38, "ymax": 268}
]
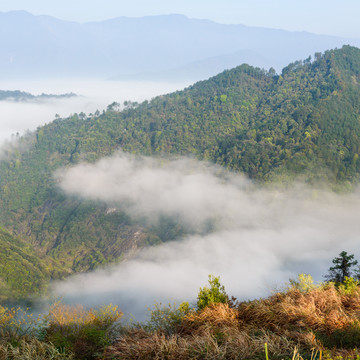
[
  {"xmin": 238, "ymin": 284, "xmax": 360, "ymax": 335},
  {"xmin": 44, "ymin": 302, "xmax": 122, "ymax": 360},
  {"xmin": 106, "ymin": 284, "xmax": 360, "ymax": 360},
  {"xmin": 3, "ymin": 284, "xmax": 360, "ymax": 359},
  {"xmin": 0, "ymin": 338, "xmax": 72, "ymax": 360},
  {"xmin": 106, "ymin": 304, "xmax": 298, "ymax": 359}
]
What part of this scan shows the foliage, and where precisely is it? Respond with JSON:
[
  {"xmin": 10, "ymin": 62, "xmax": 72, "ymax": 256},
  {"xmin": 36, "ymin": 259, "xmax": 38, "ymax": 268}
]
[
  {"xmin": 0, "ymin": 227, "xmax": 63, "ymax": 300},
  {"xmin": 145, "ymin": 302, "xmax": 191, "ymax": 336},
  {"xmin": 325, "ymin": 251, "xmax": 359, "ymax": 283},
  {"xmin": 1, "ymin": 46, "xmax": 360, "ymax": 296},
  {"xmin": 44, "ymin": 302, "xmax": 122, "ymax": 359},
  {"xmin": 337, "ymin": 276, "xmax": 360, "ymax": 294},
  {"xmin": 288, "ymin": 273, "xmax": 318, "ymax": 293},
  {"xmin": 197, "ymin": 275, "xmax": 228, "ymax": 310},
  {"xmin": 0, "ymin": 304, "xmax": 39, "ymax": 343}
]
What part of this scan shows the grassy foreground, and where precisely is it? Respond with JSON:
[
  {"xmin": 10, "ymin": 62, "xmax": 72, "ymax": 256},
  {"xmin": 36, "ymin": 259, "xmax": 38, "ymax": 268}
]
[{"xmin": 2, "ymin": 278, "xmax": 360, "ymax": 359}]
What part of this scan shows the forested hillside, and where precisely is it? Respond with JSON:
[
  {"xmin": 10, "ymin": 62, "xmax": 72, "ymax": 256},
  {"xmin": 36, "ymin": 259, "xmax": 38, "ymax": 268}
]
[
  {"xmin": 0, "ymin": 227, "xmax": 67, "ymax": 300},
  {"xmin": 1, "ymin": 45, "xmax": 360, "ymax": 296}
]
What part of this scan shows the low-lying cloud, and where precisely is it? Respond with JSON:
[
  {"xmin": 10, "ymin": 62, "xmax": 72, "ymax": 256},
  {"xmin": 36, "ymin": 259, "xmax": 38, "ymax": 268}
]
[
  {"xmin": 54, "ymin": 153, "xmax": 360, "ymax": 318},
  {"xmin": 0, "ymin": 78, "xmax": 189, "ymax": 146}
]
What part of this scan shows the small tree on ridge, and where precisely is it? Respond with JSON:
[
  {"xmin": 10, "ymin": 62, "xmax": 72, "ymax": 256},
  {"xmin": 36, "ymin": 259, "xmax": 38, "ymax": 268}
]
[
  {"xmin": 197, "ymin": 275, "xmax": 228, "ymax": 310},
  {"xmin": 325, "ymin": 251, "xmax": 359, "ymax": 283}
]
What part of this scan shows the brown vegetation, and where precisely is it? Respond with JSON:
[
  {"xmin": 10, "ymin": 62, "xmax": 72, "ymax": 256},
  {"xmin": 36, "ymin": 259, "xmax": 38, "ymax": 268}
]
[
  {"xmin": 3, "ymin": 281, "xmax": 360, "ymax": 359},
  {"xmin": 106, "ymin": 283, "xmax": 360, "ymax": 360}
]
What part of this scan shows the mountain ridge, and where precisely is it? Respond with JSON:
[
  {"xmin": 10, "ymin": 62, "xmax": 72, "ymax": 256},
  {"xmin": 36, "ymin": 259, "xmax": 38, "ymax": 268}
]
[
  {"xmin": 1, "ymin": 46, "xmax": 360, "ymax": 298},
  {"xmin": 1, "ymin": 11, "xmax": 359, "ymax": 80}
]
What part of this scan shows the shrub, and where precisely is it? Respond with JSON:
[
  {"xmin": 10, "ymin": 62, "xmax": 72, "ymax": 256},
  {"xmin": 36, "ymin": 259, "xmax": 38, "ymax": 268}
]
[
  {"xmin": 337, "ymin": 276, "xmax": 359, "ymax": 294},
  {"xmin": 145, "ymin": 302, "xmax": 191, "ymax": 336},
  {"xmin": 0, "ymin": 305, "xmax": 38, "ymax": 344},
  {"xmin": 288, "ymin": 273, "xmax": 318, "ymax": 293},
  {"xmin": 197, "ymin": 275, "xmax": 228, "ymax": 310},
  {"xmin": 44, "ymin": 302, "xmax": 122, "ymax": 359}
]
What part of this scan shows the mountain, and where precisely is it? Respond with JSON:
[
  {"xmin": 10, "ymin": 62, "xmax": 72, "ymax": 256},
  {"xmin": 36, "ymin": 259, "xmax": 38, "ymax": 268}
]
[
  {"xmin": 109, "ymin": 49, "xmax": 271, "ymax": 82},
  {"xmin": 0, "ymin": 90, "xmax": 76, "ymax": 101},
  {"xmin": 0, "ymin": 46, "xmax": 360, "ymax": 297},
  {"xmin": 0, "ymin": 11, "xmax": 359, "ymax": 80}
]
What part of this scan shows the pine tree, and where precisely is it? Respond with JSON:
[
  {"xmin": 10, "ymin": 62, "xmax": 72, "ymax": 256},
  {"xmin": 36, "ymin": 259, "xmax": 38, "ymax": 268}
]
[{"xmin": 325, "ymin": 251, "xmax": 358, "ymax": 283}]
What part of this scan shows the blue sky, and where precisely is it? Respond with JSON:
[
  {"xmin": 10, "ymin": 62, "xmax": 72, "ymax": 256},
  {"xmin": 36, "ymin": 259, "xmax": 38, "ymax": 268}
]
[{"xmin": 0, "ymin": 0, "xmax": 359, "ymax": 38}]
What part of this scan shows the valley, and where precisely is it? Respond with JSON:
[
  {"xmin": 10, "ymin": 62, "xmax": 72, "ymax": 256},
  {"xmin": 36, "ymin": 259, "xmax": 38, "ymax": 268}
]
[{"xmin": 1, "ymin": 46, "xmax": 360, "ymax": 302}]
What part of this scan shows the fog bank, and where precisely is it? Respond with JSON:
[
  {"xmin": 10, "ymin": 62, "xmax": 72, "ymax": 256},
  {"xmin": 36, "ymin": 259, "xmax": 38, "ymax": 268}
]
[{"xmin": 53, "ymin": 153, "xmax": 360, "ymax": 318}]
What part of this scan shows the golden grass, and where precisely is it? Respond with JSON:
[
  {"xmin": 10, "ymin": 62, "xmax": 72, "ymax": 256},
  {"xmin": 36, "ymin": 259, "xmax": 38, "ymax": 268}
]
[
  {"xmin": 106, "ymin": 284, "xmax": 360, "ymax": 359},
  {"xmin": 238, "ymin": 284, "xmax": 360, "ymax": 335},
  {"xmin": 46, "ymin": 303, "xmax": 96, "ymax": 326},
  {"xmin": 0, "ymin": 338, "xmax": 72, "ymax": 360},
  {"xmin": 106, "ymin": 304, "xmax": 298, "ymax": 359},
  {"xmin": 3, "ymin": 284, "xmax": 360, "ymax": 359}
]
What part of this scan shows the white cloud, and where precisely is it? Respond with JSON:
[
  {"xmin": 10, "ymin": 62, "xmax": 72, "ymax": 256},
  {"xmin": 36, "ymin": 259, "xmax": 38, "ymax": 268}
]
[{"xmin": 53, "ymin": 153, "xmax": 360, "ymax": 318}]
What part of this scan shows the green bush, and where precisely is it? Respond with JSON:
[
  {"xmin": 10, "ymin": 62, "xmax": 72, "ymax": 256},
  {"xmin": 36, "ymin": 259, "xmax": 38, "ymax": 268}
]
[
  {"xmin": 197, "ymin": 275, "xmax": 228, "ymax": 310},
  {"xmin": 288, "ymin": 273, "xmax": 318, "ymax": 293},
  {"xmin": 145, "ymin": 301, "xmax": 191, "ymax": 336},
  {"xmin": 337, "ymin": 276, "xmax": 360, "ymax": 294}
]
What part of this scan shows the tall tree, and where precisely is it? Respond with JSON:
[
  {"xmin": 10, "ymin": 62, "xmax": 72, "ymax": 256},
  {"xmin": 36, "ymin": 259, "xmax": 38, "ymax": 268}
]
[{"xmin": 325, "ymin": 251, "xmax": 358, "ymax": 283}]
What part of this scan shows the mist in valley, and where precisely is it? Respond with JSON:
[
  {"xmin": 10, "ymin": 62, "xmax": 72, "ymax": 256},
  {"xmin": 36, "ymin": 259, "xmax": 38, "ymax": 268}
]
[
  {"xmin": 0, "ymin": 66, "xmax": 358, "ymax": 322},
  {"xmin": 0, "ymin": 78, "xmax": 190, "ymax": 147},
  {"xmin": 1, "ymin": 5, "xmax": 359, "ymax": 323},
  {"xmin": 52, "ymin": 152, "xmax": 360, "ymax": 319}
]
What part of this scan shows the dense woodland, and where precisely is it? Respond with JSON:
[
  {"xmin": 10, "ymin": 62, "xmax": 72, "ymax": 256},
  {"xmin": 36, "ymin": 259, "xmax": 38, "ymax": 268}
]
[{"xmin": 1, "ymin": 46, "xmax": 360, "ymax": 298}]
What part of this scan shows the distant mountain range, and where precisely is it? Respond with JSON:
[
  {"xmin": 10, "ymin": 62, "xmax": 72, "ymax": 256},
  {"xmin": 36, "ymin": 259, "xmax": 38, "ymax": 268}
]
[
  {"xmin": 0, "ymin": 90, "xmax": 77, "ymax": 101},
  {"xmin": 1, "ymin": 11, "xmax": 359, "ymax": 81}
]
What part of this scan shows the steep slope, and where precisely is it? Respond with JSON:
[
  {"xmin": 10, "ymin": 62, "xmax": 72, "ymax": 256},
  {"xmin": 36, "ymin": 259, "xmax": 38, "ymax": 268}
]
[
  {"xmin": 0, "ymin": 227, "xmax": 66, "ymax": 300},
  {"xmin": 0, "ymin": 46, "xmax": 360, "ymax": 279}
]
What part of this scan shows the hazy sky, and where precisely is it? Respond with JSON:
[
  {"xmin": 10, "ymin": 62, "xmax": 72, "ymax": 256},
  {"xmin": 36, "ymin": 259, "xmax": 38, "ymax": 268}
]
[{"xmin": 1, "ymin": 0, "xmax": 359, "ymax": 38}]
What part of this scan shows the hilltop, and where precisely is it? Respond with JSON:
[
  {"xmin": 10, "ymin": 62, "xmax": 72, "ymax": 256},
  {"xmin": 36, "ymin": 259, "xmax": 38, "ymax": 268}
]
[{"xmin": 2, "ymin": 275, "xmax": 360, "ymax": 359}]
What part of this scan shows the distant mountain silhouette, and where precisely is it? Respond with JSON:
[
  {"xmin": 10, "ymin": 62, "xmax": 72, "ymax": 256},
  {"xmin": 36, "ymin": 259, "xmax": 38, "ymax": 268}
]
[{"xmin": 1, "ymin": 11, "xmax": 359, "ymax": 80}]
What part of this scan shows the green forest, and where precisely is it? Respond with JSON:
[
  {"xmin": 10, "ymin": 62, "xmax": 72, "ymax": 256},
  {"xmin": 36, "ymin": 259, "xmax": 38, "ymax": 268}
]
[{"xmin": 1, "ymin": 45, "xmax": 360, "ymax": 298}]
